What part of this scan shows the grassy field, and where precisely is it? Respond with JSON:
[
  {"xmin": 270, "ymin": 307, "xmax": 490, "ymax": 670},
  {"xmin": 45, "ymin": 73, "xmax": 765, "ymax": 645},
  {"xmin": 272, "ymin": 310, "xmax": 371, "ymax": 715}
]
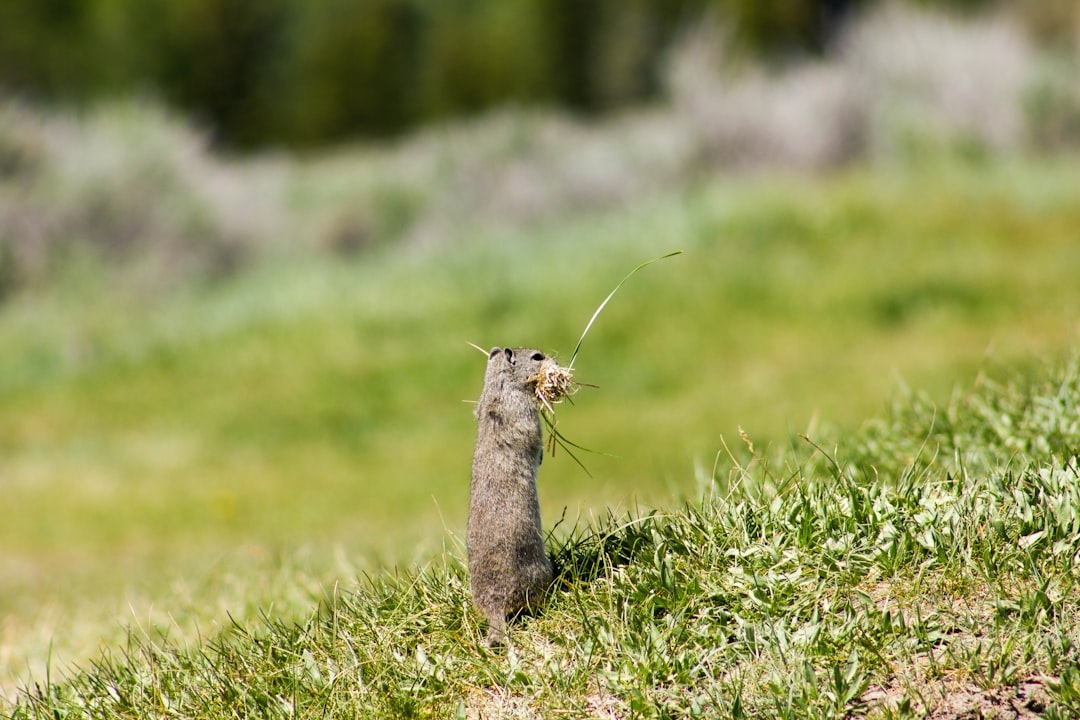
[
  {"xmin": 7, "ymin": 344, "xmax": 1080, "ymax": 718},
  {"xmin": 2, "ymin": 153, "xmax": 1080, "ymax": 706}
]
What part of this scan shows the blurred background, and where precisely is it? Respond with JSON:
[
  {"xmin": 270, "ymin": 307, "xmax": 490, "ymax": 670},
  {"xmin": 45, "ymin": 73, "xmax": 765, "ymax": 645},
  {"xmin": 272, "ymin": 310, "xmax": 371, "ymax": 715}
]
[{"xmin": 2, "ymin": 0, "xmax": 1080, "ymax": 700}]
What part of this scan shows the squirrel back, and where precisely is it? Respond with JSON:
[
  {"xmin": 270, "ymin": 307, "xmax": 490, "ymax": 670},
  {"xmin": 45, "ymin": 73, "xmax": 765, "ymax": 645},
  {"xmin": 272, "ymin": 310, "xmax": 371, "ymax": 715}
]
[{"xmin": 468, "ymin": 347, "xmax": 556, "ymax": 645}]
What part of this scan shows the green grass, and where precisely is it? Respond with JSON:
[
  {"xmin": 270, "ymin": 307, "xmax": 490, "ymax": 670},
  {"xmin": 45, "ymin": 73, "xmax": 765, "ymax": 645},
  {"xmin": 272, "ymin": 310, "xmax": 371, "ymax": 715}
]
[
  {"xmin": 8, "ymin": 353, "xmax": 1080, "ymax": 718},
  {"xmin": 2, "ymin": 154, "xmax": 1080, "ymax": 702}
]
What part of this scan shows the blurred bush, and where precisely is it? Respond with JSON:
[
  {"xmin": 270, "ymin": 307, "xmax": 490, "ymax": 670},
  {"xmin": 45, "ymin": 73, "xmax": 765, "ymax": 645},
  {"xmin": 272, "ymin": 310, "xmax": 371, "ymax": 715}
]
[
  {"xmin": 0, "ymin": 0, "xmax": 1030, "ymax": 150},
  {"xmin": 0, "ymin": 101, "xmax": 283, "ymax": 297},
  {"xmin": 842, "ymin": 3, "xmax": 1031, "ymax": 158},
  {"xmin": 2, "ymin": 2, "xmax": 1078, "ymax": 300}
]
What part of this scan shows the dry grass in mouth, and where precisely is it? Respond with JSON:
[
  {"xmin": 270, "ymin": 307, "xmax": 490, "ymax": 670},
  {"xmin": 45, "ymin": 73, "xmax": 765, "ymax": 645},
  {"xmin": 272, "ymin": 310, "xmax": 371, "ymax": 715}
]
[
  {"xmin": 532, "ymin": 361, "xmax": 579, "ymax": 414},
  {"xmin": 533, "ymin": 361, "xmax": 600, "ymax": 470}
]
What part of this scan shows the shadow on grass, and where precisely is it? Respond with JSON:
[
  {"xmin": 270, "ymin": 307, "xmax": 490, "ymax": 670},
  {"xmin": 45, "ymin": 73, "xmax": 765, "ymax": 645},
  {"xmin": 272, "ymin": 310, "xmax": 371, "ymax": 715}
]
[{"xmin": 547, "ymin": 510, "xmax": 657, "ymax": 587}]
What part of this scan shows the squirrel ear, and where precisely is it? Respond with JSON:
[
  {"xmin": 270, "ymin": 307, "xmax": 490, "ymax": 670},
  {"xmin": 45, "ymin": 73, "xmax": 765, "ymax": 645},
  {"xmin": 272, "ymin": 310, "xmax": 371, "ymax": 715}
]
[
  {"xmin": 488, "ymin": 347, "xmax": 501, "ymax": 359},
  {"xmin": 504, "ymin": 347, "xmax": 515, "ymax": 364}
]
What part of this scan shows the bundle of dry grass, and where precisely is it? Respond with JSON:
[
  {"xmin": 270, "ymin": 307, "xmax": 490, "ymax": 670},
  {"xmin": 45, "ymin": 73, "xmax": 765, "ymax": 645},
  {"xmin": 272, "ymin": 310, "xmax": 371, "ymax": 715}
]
[
  {"xmin": 532, "ymin": 360, "xmax": 586, "ymax": 462},
  {"xmin": 533, "ymin": 361, "xmax": 579, "ymax": 414}
]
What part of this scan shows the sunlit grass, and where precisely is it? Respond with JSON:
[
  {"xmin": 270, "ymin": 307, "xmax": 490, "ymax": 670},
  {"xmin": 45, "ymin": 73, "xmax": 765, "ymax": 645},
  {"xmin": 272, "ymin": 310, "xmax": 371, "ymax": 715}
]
[
  {"xmin": 2, "ymin": 155, "xmax": 1079, "ymax": 697},
  {"xmin": 8, "ymin": 354, "xmax": 1080, "ymax": 717}
]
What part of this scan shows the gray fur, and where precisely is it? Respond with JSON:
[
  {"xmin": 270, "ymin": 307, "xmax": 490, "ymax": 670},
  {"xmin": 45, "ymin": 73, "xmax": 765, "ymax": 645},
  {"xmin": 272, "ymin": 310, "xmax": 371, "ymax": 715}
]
[{"xmin": 468, "ymin": 346, "xmax": 555, "ymax": 646}]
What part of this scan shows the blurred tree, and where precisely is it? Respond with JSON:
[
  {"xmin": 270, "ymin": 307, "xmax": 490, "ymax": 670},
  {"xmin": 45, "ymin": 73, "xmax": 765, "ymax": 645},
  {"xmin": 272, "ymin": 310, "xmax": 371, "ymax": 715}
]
[
  {"xmin": 0, "ymin": 0, "xmax": 101, "ymax": 97},
  {"xmin": 0, "ymin": 0, "xmax": 1015, "ymax": 149},
  {"xmin": 131, "ymin": 0, "xmax": 292, "ymax": 148},
  {"xmin": 542, "ymin": 0, "xmax": 601, "ymax": 110},
  {"xmin": 588, "ymin": 0, "xmax": 686, "ymax": 108},
  {"xmin": 276, "ymin": 0, "xmax": 424, "ymax": 146},
  {"xmin": 419, "ymin": 0, "xmax": 554, "ymax": 117},
  {"xmin": 707, "ymin": 0, "xmax": 872, "ymax": 56},
  {"xmin": 538, "ymin": 0, "xmax": 692, "ymax": 112}
]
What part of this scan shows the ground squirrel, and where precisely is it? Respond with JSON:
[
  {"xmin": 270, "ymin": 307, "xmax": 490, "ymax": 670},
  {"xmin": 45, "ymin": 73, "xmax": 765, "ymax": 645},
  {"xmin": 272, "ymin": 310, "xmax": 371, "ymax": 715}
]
[{"xmin": 468, "ymin": 346, "xmax": 557, "ymax": 646}]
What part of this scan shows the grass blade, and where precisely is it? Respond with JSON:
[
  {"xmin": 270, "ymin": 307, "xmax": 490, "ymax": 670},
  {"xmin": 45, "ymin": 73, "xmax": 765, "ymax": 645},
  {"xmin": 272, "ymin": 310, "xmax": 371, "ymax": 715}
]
[{"xmin": 569, "ymin": 250, "xmax": 682, "ymax": 368}]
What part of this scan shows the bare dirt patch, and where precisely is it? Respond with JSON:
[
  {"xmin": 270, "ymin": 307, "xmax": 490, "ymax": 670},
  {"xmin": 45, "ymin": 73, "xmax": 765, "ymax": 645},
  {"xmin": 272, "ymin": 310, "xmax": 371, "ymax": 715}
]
[
  {"xmin": 926, "ymin": 680, "xmax": 1051, "ymax": 720},
  {"xmin": 866, "ymin": 678, "xmax": 1052, "ymax": 719}
]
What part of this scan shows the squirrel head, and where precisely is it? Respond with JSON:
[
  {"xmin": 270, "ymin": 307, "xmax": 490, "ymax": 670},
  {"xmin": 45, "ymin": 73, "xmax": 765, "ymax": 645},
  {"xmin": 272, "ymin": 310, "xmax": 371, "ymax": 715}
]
[
  {"xmin": 486, "ymin": 346, "xmax": 549, "ymax": 379},
  {"xmin": 482, "ymin": 347, "xmax": 556, "ymax": 398},
  {"xmin": 478, "ymin": 346, "xmax": 576, "ymax": 421}
]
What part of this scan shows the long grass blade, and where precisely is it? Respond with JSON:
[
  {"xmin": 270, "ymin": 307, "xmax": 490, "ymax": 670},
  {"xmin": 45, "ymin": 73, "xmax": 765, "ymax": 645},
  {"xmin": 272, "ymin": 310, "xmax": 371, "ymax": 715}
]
[
  {"xmin": 542, "ymin": 412, "xmax": 592, "ymax": 477},
  {"xmin": 569, "ymin": 250, "xmax": 682, "ymax": 368},
  {"xmin": 543, "ymin": 413, "xmax": 618, "ymax": 457}
]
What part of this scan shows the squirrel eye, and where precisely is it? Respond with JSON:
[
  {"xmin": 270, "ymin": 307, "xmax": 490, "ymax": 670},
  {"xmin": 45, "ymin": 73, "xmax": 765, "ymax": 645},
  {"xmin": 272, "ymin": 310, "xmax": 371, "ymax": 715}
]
[{"xmin": 531, "ymin": 352, "xmax": 545, "ymax": 361}]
